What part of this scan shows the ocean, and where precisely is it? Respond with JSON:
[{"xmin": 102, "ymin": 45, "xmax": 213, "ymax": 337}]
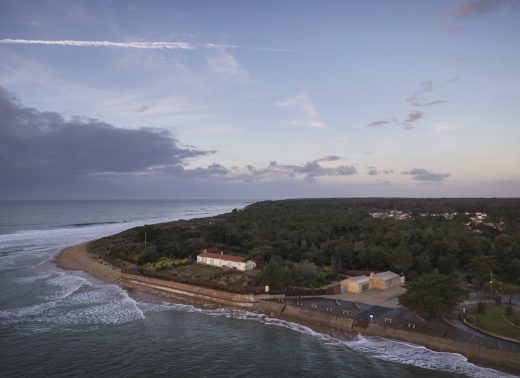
[{"xmin": 0, "ymin": 200, "xmax": 513, "ymax": 378}]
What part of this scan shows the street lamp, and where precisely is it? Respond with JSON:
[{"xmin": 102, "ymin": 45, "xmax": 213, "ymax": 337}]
[{"xmin": 490, "ymin": 271, "xmax": 493, "ymax": 299}]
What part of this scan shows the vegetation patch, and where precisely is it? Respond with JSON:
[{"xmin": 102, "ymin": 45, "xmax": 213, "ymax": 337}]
[
  {"xmin": 90, "ymin": 198, "xmax": 520, "ymax": 294},
  {"xmin": 473, "ymin": 305, "xmax": 520, "ymax": 340}
]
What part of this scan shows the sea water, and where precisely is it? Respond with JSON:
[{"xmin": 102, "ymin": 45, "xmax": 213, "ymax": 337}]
[{"xmin": 0, "ymin": 200, "xmax": 513, "ymax": 378}]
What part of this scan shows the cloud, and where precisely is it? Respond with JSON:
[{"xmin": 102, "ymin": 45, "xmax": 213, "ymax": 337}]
[
  {"xmin": 229, "ymin": 159, "xmax": 357, "ymax": 183},
  {"xmin": 367, "ymin": 167, "xmax": 393, "ymax": 176},
  {"xmin": 440, "ymin": 0, "xmax": 513, "ymax": 33},
  {"xmin": 367, "ymin": 80, "xmax": 447, "ymax": 129},
  {"xmin": 401, "ymin": 168, "xmax": 450, "ymax": 182},
  {"xmin": 0, "ymin": 86, "xmax": 210, "ymax": 193},
  {"xmin": 136, "ymin": 103, "xmax": 152, "ymax": 113},
  {"xmin": 206, "ymin": 46, "xmax": 243, "ymax": 76},
  {"xmin": 314, "ymin": 155, "xmax": 341, "ymax": 162},
  {"xmin": 441, "ymin": 0, "xmax": 510, "ymax": 20},
  {"xmin": 408, "ymin": 81, "xmax": 446, "ymax": 107},
  {"xmin": 0, "ymin": 38, "xmax": 286, "ymax": 52},
  {"xmin": 0, "ymin": 86, "xmax": 365, "ymax": 198},
  {"xmin": 205, "ymin": 43, "xmax": 287, "ymax": 52},
  {"xmin": 367, "ymin": 167, "xmax": 378, "ymax": 176},
  {"xmin": 402, "ymin": 111, "xmax": 425, "ymax": 129},
  {"xmin": 366, "ymin": 119, "xmax": 397, "ymax": 128},
  {"xmin": 0, "ymin": 38, "xmax": 195, "ymax": 50},
  {"xmin": 276, "ymin": 91, "xmax": 325, "ymax": 128}
]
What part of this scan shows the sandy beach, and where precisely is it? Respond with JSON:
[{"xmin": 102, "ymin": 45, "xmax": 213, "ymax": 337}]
[
  {"xmin": 56, "ymin": 242, "xmax": 121, "ymax": 285},
  {"xmin": 56, "ymin": 242, "xmax": 234, "ymax": 310}
]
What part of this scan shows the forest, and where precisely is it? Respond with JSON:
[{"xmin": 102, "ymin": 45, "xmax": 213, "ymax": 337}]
[{"xmin": 89, "ymin": 198, "xmax": 520, "ymax": 290}]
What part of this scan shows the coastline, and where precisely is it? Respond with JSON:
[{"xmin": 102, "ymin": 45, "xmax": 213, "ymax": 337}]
[
  {"xmin": 56, "ymin": 241, "xmax": 520, "ymax": 376},
  {"xmin": 56, "ymin": 242, "xmax": 121, "ymax": 285}
]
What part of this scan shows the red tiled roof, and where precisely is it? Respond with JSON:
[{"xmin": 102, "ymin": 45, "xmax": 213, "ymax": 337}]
[
  {"xmin": 198, "ymin": 251, "xmax": 246, "ymax": 263},
  {"xmin": 203, "ymin": 247, "xmax": 222, "ymax": 254}
]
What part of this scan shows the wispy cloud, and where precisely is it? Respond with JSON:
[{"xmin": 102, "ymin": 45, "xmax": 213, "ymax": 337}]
[
  {"xmin": 276, "ymin": 91, "xmax": 325, "ymax": 128},
  {"xmin": 237, "ymin": 159, "xmax": 357, "ymax": 183},
  {"xmin": 367, "ymin": 167, "xmax": 394, "ymax": 176},
  {"xmin": 0, "ymin": 38, "xmax": 286, "ymax": 52},
  {"xmin": 206, "ymin": 45, "xmax": 243, "ymax": 76},
  {"xmin": 0, "ymin": 38, "xmax": 195, "ymax": 49},
  {"xmin": 401, "ymin": 168, "xmax": 450, "ymax": 182},
  {"xmin": 441, "ymin": 0, "xmax": 510, "ymax": 21},
  {"xmin": 440, "ymin": 0, "xmax": 513, "ymax": 33},
  {"xmin": 366, "ymin": 119, "xmax": 397, "ymax": 128},
  {"xmin": 402, "ymin": 111, "xmax": 425, "ymax": 129},
  {"xmin": 367, "ymin": 80, "xmax": 448, "ymax": 130},
  {"xmin": 408, "ymin": 80, "xmax": 447, "ymax": 107},
  {"xmin": 205, "ymin": 43, "xmax": 286, "ymax": 52},
  {"xmin": 314, "ymin": 155, "xmax": 341, "ymax": 162}
]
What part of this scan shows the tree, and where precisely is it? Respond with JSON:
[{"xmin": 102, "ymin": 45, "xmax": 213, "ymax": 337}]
[
  {"xmin": 501, "ymin": 283, "xmax": 520, "ymax": 305},
  {"xmin": 398, "ymin": 273, "xmax": 468, "ymax": 318},
  {"xmin": 386, "ymin": 243, "xmax": 413, "ymax": 274},
  {"xmin": 468, "ymin": 255, "xmax": 496, "ymax": 290}
]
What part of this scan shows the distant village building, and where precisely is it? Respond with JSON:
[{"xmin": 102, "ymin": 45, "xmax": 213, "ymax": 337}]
[
  {"xmin": 369, "ymin": 210, "xmax": 411, "ymax": 220},
  {"xmin": 197, "ymin": 248, "xmax": 256, "ymax": 271},
  {"xmin": 340, "ymin": 271, "xmax": 404, "ymax": 294}
]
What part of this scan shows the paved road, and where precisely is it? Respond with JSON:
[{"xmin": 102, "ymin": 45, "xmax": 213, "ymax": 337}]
[{"xmin": 447, "ymin": 310, "xmax": 520, "ymax": 352}]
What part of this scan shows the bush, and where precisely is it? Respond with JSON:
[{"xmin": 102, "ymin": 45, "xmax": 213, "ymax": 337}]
[
  {"xmin": 505, "ymin": 304, "xmax": 513, "ymax": 317},
  {"xmin": 477, "ymin": 301, "xmax": 487, "ymax": 314}
]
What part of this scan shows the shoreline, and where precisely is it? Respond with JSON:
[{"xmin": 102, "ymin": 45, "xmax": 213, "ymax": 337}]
[
  {"xmin": 56, "ymin": 242, "xmax": 121, "ymax": 285},
  {"xmin": 55, "ymin": 241, "xmax": 520, "ymax": 376}
]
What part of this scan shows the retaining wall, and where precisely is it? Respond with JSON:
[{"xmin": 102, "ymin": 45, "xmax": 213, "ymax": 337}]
[
  {"xmin": 258, "ymin": 301, "xmax": 354, "ymax": 330},
  {"xmin": 121, "ymin": 273, "xmax": 282, "ymax": 308},
  {"xmin": 358, "ymin": 324, "xmax": 520, "ymax": 372}
]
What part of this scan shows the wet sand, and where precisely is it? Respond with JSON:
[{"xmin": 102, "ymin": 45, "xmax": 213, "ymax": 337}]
[{"xmin": 56, "ymin": 242, "xmax": 121, "ymax": 284}]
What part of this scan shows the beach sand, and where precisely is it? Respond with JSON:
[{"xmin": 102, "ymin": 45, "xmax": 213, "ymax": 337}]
[
  {"xmin": 55, "ymin": 242, "xmax": 227, "ymax": 310},
  {"xmin": 56, "ymin": 242, "xmax": 121, "ymax": 284}
]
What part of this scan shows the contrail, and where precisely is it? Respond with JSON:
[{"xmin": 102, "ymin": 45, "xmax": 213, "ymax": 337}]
[
  {"xmin": 0, "ymin": 38, "xmax": 286, "ymax": 52},
  {"xmin": 0, "ymin": 39, "xmax": 195, "ymax": 49}
]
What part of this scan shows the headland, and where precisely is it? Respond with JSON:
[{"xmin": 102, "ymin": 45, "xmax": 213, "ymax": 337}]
[{"xmin": 56, "ymin": 240, "xmax": 520, "ymax": 375}]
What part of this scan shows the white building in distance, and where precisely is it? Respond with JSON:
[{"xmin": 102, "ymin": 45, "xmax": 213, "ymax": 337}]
[{"xmin": 197, "ymin": 247, "xmax": 256, "ymax": 271}]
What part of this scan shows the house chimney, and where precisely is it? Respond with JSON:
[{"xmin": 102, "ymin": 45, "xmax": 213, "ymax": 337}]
[
  {"xmin": 221, "ymin": 251, "xmax": 224, "ymax": 255},
  {"xmin": 370, "ymin": 272, "xmax": 375, "ymax": 277}
]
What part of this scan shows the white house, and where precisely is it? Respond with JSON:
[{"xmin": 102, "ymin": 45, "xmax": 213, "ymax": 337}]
[{"xmin": 196, "ymin": 248, "xmax": 256, "ymax": 271}]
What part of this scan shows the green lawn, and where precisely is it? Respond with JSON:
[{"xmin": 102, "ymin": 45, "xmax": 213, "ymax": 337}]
[
  {"xmin": 156, "ymin": 263, "xmax": 257, "ymax": 287},
  {"xmin": 159, "ymin": 263, "xmax": 222, "ymax": 280},
  {"xmin": 475, "ymin": 305, "xmax": 520, "ymax": 340}
]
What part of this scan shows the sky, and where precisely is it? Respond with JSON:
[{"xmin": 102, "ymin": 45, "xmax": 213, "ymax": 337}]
[{"xmin": 0, "ymin": 0, "xmax": 519, "ymax": 199}]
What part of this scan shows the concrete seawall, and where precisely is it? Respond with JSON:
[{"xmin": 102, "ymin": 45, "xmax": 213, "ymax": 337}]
[
  {"xmin": 360, "ymin": 323, "xmax": 520, "ymax": 372},
  {"xmin": 258, "ymin": 300, "xmax": 354, "ymax": 330},
  {"xmin": 121, "ymin": 273, "xmax": 281, "ymax": 308}
]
